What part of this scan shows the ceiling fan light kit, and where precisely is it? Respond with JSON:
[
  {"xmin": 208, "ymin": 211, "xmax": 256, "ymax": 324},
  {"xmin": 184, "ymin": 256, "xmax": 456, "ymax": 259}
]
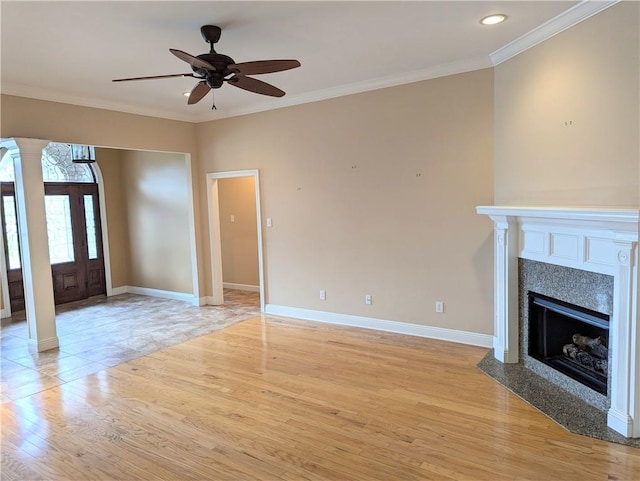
[{"xmin": 112, "ymin": 25, "xmax": 300, "ymax": 110}]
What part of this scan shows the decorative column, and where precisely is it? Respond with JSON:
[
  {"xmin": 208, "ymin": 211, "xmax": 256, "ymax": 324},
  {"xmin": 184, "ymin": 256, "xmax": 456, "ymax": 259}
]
[
  {"xmin": 2, "ymin": 138, "xmax": 58, "ymax": 352},
  {"xmin": 476, "ymin": 208, "xmax": 520, "ymax": 363},
  {"xmin": 608, "ymin": 239, "xmax": 639, "ymax": 437}
]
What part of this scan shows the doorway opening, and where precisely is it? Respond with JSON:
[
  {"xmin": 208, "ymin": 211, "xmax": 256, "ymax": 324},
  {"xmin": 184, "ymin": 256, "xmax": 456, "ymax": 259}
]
[
  {"xmin": 0, "ymin": 143, "xmax": 106, "ymax": 313},
  {"xmin": 206, "ymin": 170, "xmax": 264, "ymax": 312}
]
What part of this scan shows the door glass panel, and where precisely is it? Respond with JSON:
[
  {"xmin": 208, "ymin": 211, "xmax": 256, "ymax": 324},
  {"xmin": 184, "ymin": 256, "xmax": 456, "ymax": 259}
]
[
  {"xmin": 42, "ymin": 143, "xmax": 96, "ymax": 183},
  {"xmin": 2, "ymin": 196, "xmax": 21, "ymax": 269},
  {"xmin": 0, "ymin": 144, "xmax": 96, "ymax": 183},
  {"xmin": 84, "ymin": 195, "xmax": 98, "ymax": 259},
  {"xmin": 44, "ymin": 195, "xmax": 75, "ymax": 264}
]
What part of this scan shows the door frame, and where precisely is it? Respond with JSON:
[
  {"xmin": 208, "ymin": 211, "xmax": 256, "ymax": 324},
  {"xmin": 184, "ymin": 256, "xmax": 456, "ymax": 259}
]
[
  {"xmin": 0, "ymin": 206, "xmax": 10, "ymax": 318},
  {"xmin": 206, "ymin": 169, "xmax": 264, "ymax": 312},
  {"xmin": 0, "ymin": 159, "xmax": 111, "ymax": 318}
]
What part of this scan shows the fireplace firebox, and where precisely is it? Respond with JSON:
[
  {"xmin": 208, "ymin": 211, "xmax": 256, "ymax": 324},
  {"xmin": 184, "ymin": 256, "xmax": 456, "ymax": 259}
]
[{"xmin": 528, "ymin": 292, "xmax": 609, "ymax": 395}]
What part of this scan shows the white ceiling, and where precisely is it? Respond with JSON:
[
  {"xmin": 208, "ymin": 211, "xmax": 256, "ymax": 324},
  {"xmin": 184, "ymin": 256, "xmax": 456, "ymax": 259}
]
[{"xmin": 1, "ymin": 1, "xmax": 584, "ymax": 123}]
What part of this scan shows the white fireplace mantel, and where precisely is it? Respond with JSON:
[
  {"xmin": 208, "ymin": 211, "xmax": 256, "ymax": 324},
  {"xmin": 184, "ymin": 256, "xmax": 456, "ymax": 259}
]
[{"xmin": 476, "ymin": 205, "xmax": 640, "ymax": 438}]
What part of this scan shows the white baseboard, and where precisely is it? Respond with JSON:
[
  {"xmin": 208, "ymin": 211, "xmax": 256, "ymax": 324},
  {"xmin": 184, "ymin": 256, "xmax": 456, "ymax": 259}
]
[
  {"xmin": 264, "ymin": 304, "xmax": 493, "ymax": 348},
  {"xmin": 607, "ymin": 408, "xmax": 635, "ymax": 438},
  {"xmin": 200, "ymin": 296, "xmax": 223, "ymax": 306},
  {"xmin": 0, "ymin": 307, "xmax": 11, "ymax": 319},
  {"xmin": 194, "ymin": 296, "xmax": 208, "ymax": 307},
  {"xmin": 110, "ymin": 286, "xmax": 128, "ymax": 296},
  {"xmin": 109, "ymin": 285, "xmax": 196, "ymax": 304},
  {"xmin": 223, "ymin": 282, "xmax": 260, "ymax": 292},
  {"xmin": 30, "ymin": 336, "xmax": 59, "ymax": 352}
]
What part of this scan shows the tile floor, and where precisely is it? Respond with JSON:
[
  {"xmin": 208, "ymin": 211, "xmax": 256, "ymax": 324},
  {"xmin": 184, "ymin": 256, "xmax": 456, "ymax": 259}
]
[{"xmin": 0, "ymin": 289, "xmax": 260, "ymax": 403}]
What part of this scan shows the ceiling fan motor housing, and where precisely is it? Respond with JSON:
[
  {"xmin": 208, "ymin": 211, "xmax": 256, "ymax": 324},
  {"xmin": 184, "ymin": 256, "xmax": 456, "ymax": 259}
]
[{"xmin": 194, "ymin": 53, "xmax": 235, "ymax": 88}]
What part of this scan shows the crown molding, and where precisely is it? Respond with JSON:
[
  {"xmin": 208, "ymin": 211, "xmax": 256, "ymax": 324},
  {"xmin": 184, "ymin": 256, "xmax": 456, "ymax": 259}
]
[
  {"xmin": 194, "ymin": 56, "xmax": 492, "ymax": 122},
  {"xmin": 0, "ymin": 55, "xmax": 492, "ymax": 124},
  {"xmin": 490, "ymin": 0, "xmax": 620, "ymax": 66},
  {"xmin": 0, "ymin": 82, "xmax": 199, "ymax": 123},
  {"xmin": 3, "ymin": 0, "xmax": 618, "ymax": 124}
]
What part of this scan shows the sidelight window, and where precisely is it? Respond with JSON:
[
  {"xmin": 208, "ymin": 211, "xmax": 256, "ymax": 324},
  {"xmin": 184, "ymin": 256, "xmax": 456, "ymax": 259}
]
[
  {"xmin": 2, "ymin": 195, "xmax": 20, "ymax": 269},
  {"xmin": 44, "ymin": 195, "xmax": 75, "ymax": 264}
]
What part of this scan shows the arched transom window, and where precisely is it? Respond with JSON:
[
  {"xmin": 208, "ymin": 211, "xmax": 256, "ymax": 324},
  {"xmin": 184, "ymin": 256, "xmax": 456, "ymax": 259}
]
[{"xmin": 0, "ymin": 142, "xmax": 96, "ymax": 183}]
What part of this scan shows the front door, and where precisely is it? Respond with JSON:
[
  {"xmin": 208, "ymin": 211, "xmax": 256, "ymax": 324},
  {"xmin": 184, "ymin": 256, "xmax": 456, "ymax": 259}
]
[
  {"xmin": 45, "ymin": 183, "xmax": 106, "ymax": 304},
  {"xmin": 0, "ymin": 182, "xmax": 106, "ymax": 310}
]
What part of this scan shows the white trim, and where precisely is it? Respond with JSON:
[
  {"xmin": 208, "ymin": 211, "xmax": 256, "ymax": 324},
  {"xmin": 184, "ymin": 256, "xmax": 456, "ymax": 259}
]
[
  {"xmin": 112, "ymin": 285, "xmax": 195, "ymax": 304},
  {"xmin": 264, "ymin": 304, "xmax": 493, "ymax": 348},
  {"xmin": 92, "ymin": 162, "xmax": 113, "ymax": 297},
  {"xmin": 206, "ymin": 170, "xmax": 265, "ymax": 312},
  {"xmin": 0, "ymin": 152, "xmax": 12, "ymax": 317},
  {"xmin": 2, "ymin": 57, "xmax": 490, "ymax": 124},
  {"xmin": 0, "ymin": 3, "xmax": 618, "ymax": 123},
  {"xmin": 191, "ymin": 57, "xmax": 491, "ymax": 122},
  {"xmin": 490, "ymin": 0, "xmax": 620, "ymax": 66},
  {"xmin": 608, "ymin": 409, "xmax": 635, "ymax": 438},
  {"xmin": 184, "ymin": 153, "xmax": 200, "ymax": 301},
  {"xmin": 476, "ymin": 205, "xmax": 638, "ymax": 225},
  {"xmin": 206, "ymin": 175, "xmax": 224, "ymax": 306},
  {"xmin": 0, "ymin": 82, "xmax": 198, "ymax": 124},
  {"xmin": 30, "ymin": 336, "xmax": 59, "ymax": 352},
  {"xmin": 223, "ymin": 282, "xmax": 260, "ymax": 293},
  {"xmin": 110, "ymin": 286, "xmax": 128, "ymax": 296},
  {"xmin": 477, "ymin": 204, "xmax": 640, "ymax": 438},
  {"xmin": 194, "ymin": 296, "xmax": 208, "ymax": 307},
  {"xmin": 200, "ymin": 296, "xmax": 215, "ymax": 306},
  {"xmin": 125, "ymin": 286, "xmax": 192, "ymax": 303}
]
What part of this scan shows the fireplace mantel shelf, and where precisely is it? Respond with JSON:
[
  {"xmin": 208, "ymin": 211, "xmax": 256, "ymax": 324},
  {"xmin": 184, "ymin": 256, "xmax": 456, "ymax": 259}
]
[
  {"xmin": 476, "ymin": 204, "xmax": 640, "ymax": 439},
  {"xmin": 476, "ymin": 205, "xmax": 639, "ymax": 224}
]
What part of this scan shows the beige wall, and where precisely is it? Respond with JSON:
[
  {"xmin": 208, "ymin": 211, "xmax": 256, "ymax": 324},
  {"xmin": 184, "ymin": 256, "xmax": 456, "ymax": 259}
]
[
  {"xmin": 1, "ymin": 97, "xmax": 202, "ymax": 297},
  {"xmin": 1, "ymin": 95, "xmax": 196, "ymax": 154},
  {"xmin": 3, "ymin": 3, "xmax": 632, "ymax": 336},
  {"xmin": 494, "ymin": 2, "xmax": 639, "ymax": 206},
  {"xmin": 121, "ymin": 150, "xmax": 193, "ymax": 294},
  {"xmin": 218, "ymin": 177, "xmax": 259, "ymax": 287},
  {"xmin": 197, "ymin": 69, "xmax": 495, "ymax": 333},
  {"xmin": 95, "ymin": 147, "xmax": 130, "ymax": 288}
]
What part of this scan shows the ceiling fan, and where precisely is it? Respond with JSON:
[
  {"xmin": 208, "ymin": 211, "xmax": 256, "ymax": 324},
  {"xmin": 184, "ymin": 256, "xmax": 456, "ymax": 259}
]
[{"xmin": 112, "ymin": 25, "xmax": 301, "ymax": 109}]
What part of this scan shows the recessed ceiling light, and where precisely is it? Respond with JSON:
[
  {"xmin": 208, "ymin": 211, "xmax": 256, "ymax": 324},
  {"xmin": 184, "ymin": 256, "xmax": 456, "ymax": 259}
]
[
  {"xmin": 480, "ymin": 14, "xmax": 507, "ymax": 25},
  {"xmin": 183, "ymin": 92, "xmax": 190, "ymax": 97}
]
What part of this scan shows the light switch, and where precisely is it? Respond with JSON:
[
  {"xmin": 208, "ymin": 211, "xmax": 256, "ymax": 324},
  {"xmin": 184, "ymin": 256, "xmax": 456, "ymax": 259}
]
[
  {"xmin": 266, "ymin": 218, "xmax": 273, "ymax": 227},
  {"xmin": 230, "ymin": 215, "xmax": 235, "ymax": 223}
]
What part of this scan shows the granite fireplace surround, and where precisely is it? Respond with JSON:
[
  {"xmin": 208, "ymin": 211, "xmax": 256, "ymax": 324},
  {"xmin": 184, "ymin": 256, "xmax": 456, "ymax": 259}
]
[{"xmin": 476, "ymin": 206, "xmax": 640, "ymax": 443}]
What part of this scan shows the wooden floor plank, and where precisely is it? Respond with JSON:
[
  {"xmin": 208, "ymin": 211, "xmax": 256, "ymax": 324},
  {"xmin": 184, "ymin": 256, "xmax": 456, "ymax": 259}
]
[{"xmin": 2, "ymin": 314, "xmax": 639, "ymax": 480}]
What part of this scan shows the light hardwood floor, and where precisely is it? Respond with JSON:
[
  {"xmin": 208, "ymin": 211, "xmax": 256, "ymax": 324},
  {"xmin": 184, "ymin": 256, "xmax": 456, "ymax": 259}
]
[
  {"xmin": 1, "ymin": 290, "xmax": 260, "ymax": 403},
  {"xmin": 2, "ymin": 314, "xmax": 639, "ymax": 480}
]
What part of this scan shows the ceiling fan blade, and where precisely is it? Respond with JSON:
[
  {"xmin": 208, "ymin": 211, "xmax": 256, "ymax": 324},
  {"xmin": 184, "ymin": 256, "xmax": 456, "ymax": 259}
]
[
  {"xmin": 112, "ymin": 73, "xmax": 196, "ymax": 82},
  {"xmin": 188, "ymin": 81, "xmax": 211, "ymax": 105},
  {"xmin": 226, "ymin": 75, "xmax": 285, "ymax": 97},
  {"xmin": 228, "ymin": 60, "xmax": 301, "ymax": 76},
  {"xmin": 169, "ymin": 49, "xmax": 217, "ymax": 71}
]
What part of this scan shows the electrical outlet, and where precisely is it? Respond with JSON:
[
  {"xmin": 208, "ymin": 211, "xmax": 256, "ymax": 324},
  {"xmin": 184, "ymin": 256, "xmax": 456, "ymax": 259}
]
[
  {"xmin": 435, "ymin": 301, "xmax": 444, "ymax": 313},
  {"xmin": 365, "ymin": 294, "xmax": 372, "ymax": 305},
  {"xmin": 320, "ymin": 290, "xmax": 326, "ymax": 300}
]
